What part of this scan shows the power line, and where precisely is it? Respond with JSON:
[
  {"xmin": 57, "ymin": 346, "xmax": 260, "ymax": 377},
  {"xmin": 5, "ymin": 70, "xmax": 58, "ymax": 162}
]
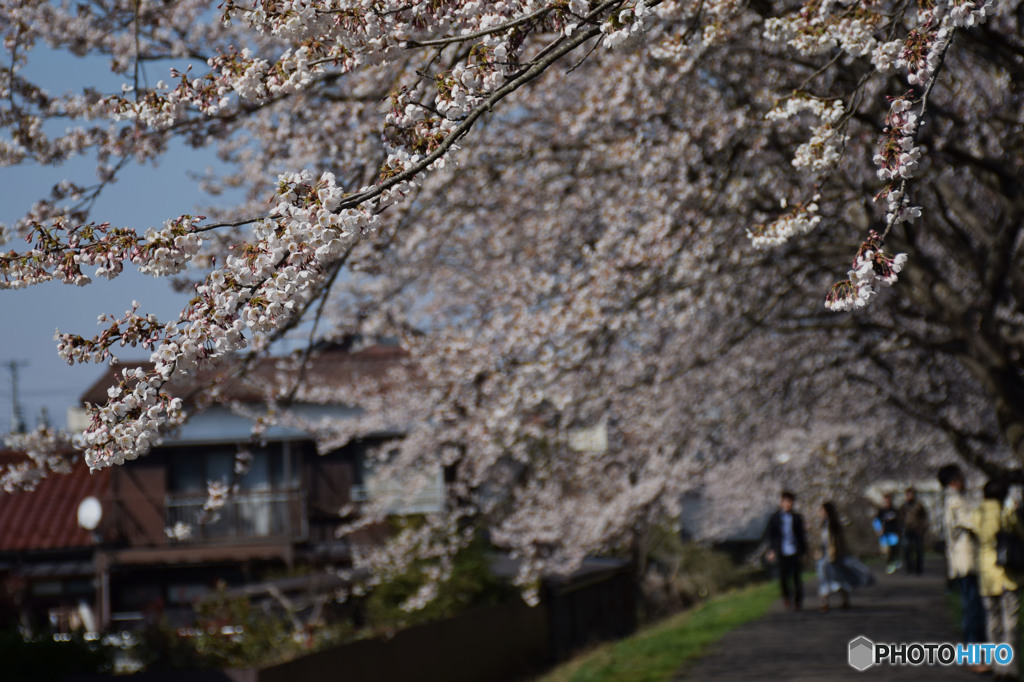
[{"xmin": 4, "ymin": 359, "xmax": 30, "ymax": 434}]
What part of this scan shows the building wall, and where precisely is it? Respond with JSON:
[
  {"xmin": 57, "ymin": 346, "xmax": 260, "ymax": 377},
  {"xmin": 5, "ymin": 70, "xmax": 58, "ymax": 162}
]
[{"xmin": 108, "ymin": 458, "xmax": 168, "ymax": 548}]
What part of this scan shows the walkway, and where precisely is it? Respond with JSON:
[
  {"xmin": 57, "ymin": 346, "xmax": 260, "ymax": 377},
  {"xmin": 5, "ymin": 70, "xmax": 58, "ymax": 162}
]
[{"xmin": 675, "ymin": 558, "xmax": 983, "ymax": 680}]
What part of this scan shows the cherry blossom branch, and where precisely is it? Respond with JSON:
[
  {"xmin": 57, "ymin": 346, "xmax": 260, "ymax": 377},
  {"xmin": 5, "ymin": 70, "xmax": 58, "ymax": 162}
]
[
  {"xmin": 401, "ymin": 7, "xmax": 555, "ymax": 49},
  {"xmin": 879, "ymin": 29, "xmax": 955, "ymax": 244},
  {"xmin": 825, "ymin": 12, "xmax": 968, "ymax": 312},
  {"xmin": 335, "ymin": 18, "xmax": 618, "ymax": 213}
]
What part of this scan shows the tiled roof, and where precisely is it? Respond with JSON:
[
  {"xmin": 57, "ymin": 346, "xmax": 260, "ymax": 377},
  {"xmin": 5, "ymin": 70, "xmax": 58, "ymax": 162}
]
[
  {"xmin": 0, "ymin": 453, "xmax": 110, "ymax": 552},
  {"xmin": 78, "ymin": 344, "xmax": 411, "ymax": 407}
]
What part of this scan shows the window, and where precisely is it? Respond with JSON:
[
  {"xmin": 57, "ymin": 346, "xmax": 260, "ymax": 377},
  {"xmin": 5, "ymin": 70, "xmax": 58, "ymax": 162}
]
[
  {"xmin": 165, "ymin": 442, "xmax": 305, "ymax": 542},
  {"xmin": 168, "ymin": 443, "xmax": 298, "ymax": 494}
]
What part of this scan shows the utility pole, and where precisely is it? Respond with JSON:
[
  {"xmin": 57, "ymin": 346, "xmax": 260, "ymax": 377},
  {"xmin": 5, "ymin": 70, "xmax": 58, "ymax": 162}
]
[{"xmin": 5, "ymin": 359, "xmax": 29, "ymax": 434}]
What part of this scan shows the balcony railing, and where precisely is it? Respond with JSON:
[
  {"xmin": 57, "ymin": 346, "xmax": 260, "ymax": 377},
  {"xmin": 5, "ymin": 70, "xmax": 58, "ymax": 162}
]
[
  {"xmin": 165, "ymin": 489, "xmax": 307, "ymax": 543},
  {"xmin": 351, "ymin": 468, "xmax": 446, "ymax": 515}
]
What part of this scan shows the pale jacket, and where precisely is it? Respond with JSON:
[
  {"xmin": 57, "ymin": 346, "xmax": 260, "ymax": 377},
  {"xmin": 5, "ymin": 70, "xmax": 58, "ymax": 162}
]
[
  {"xmin": 973, "ymin": 499, "xmax": 1022, "ymax": 597},
  {"xmin": 943, "ymin": 488, "xmax": 978, "ymax": 579}
]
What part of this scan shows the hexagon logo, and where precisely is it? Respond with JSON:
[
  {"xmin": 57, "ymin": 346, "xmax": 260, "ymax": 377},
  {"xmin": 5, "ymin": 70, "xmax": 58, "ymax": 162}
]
[{"xmin": 849, "ymin": 635, "xmax": 875, "ymax": 671}]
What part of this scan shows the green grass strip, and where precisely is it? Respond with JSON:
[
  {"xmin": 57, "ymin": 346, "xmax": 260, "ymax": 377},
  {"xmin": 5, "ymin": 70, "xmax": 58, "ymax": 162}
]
[{"xmin": 535, "ymin": 580, "xmax": 778, "ymax": 682}]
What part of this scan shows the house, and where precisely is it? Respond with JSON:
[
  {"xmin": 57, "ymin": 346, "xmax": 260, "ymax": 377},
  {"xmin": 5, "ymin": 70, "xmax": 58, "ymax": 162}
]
[
  {"xmin": 0, "ymin": 451, "xmax": 109, "ymax": 632},
  {"xmin": 0, "ymin": 342, "xmax": 440, "ymax": 632}
]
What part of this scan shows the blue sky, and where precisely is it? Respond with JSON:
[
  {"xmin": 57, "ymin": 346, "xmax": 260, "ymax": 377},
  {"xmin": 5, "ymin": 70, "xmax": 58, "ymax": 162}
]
[
  {"xmin": 0, "ymin": 148, "xmax": 215, "ymax": 433},
  {"xmin": 0, "ymin": 51, "xmax": 222, "ymax": 433}
]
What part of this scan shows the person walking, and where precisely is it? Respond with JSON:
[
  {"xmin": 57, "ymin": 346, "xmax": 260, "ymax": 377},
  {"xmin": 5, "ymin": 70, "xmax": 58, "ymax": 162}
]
[
  {"xmin": 974, "ymin": 479, "xmax": 1023, "ymax": 681},
  {"xmin": 938, "ymin": 463, "xmax": 988, "ymax": 673},
  {"xmin": 900, "ymin": 486, "xmax": 929, "ymax": 575},
  {"xmin": 817, "ymin": 501, "xmax": 875, "ymax": 613},
  {"xmin": 765, "ymin": 491, "xmax": 808, "ymax": 611},
  {"xmin": 874, "ymin": 492, "xmax": 902, "ymax": 574}
]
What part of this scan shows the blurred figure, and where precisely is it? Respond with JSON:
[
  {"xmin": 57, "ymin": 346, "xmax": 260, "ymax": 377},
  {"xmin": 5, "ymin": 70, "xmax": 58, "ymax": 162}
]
[
  {"xmin": 900, "ymin": 487, "xmax": 929, "ymax": 575},
  {"xmin": 874, "ymin": 493, "xmax": 902, "ymax": 574},
  {"xmin": 938, "ymin": 464, "xmax": 988, "ymax": 663},
  {"xmin": 765, "ymin": 491, "xmax": 808, "ymax": 611},
  {"xmin": 974, "ymin": 479, "xmax": 1022, "ymax": 681},
  {"xmin": 817, "ymin": 501, "xmax": 875, "ymax": 613}
]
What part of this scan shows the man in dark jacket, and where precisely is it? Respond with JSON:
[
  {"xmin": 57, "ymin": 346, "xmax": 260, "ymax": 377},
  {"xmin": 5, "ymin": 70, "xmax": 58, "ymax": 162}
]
[{"xmin": 765, "ymin": 491, "xmax": 808, "ymax": 610}]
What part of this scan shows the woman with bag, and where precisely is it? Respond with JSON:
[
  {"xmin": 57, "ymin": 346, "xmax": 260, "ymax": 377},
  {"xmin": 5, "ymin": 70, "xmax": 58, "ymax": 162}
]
[
  {"xmin": 974, "ymin": 478, "xmax": 1024, "ymax": 681},
  {"xmin": 817, "ymin": 501, "xmax": 875, "ymax": 613}
]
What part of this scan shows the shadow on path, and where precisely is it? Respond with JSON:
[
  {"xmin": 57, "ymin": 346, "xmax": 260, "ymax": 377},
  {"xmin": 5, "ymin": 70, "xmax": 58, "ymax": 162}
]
[{"xmin": 674, "ymin": 557, "xmax": 983, "ymax": 681}]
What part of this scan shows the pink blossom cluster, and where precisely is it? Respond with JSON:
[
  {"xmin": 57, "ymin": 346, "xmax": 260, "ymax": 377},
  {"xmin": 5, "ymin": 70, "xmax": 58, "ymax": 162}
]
[
  {"xmin": 747, "ymin": 198, "xmax": 821, "ymax": 249},
  {"xmin": 600, "ymin": 1, "xmax": 651, "ymax": 48},
  {"xmin": 77, "ymin": 366, "xmax": 186, "ymax": 468},
  {"xmin": 55, "ymin": 302, "xmax": 167, "ymax": 366},
  {"xmin": 165, "ymin": 522, "xmax": 193, "ymax": 542},
  {"xmin": 762, "ymin": 2, "xmax": 882, "ymax": 57},
  {"xmin": 874, "ymin": 97, "xmax": 920, "ymax": 182},
  {"xmin": 0, "ymin": 426, "xmax": 74, "ymax": 493},
  {"xmin": 870, "ymin": 39, "xmax": 905, "ymax": 73},
  {"xmin": 947, "ymin": 0, "xmax": 994, "ymax": 27},
  {"xmin": 765, "ymin": 97, "xmax": 847, "ymax": 175},
  {"xmin": 196, "ymin": 479, "xmax": 232, "ymax": 525},
  {"xmin": 897, "ymin": 26, "xmax": 949, "ymax": 87},
  {"xmin": 825, "ymin": 232, "xmax": 908, "ymax": 311},
  {"xmin": 0, "ymin": 215, "xmax": 204, "ymax": 291},
  {"xmin": 882, "ymin": 188, "xmax": 922, "ymax": 227}
]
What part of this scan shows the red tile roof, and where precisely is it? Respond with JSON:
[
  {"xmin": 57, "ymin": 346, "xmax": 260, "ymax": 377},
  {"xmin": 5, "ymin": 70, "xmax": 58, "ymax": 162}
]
[{"xmin": 0, "ymin": 453, "xmax": 110, "ymax": 551}]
